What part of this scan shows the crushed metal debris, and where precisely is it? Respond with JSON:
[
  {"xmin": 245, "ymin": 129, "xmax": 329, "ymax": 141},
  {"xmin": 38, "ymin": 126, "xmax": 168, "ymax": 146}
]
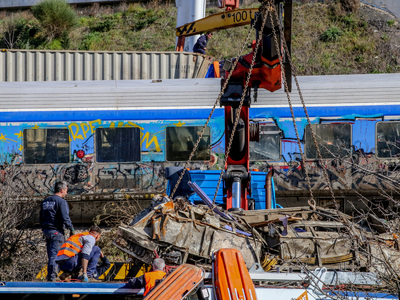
[{"xmin": 114, "ymin": 196, "xmax": 400, "ymax": 278}]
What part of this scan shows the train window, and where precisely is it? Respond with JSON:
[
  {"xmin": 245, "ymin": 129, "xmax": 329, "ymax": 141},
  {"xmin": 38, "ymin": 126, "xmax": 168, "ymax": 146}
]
[
  {"xmin": 305, "ymin": 123, "xmax": 351, "ymax": 159},
  {"xmin": 250, "ymin": 123, "xmax": 281, "ymax": 160},
  {"xmin": 376, "ymin": 122, "xmax": 400, "ymax": 158},
  {"xmin": 96, "ymin": 127, "xmax": 141, "ymax": 162},
  {"xmin": 23, "ymin": 128, "xmax": 70, "ymax": 164},
  {"xmin": 166, "ymin": 126, "xmax": 211, "ymax": 161}
]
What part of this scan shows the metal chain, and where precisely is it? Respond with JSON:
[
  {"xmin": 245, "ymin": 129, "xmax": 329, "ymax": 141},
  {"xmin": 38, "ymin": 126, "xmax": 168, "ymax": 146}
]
[
  {"xmin": 266, "ymin": 1, "xmax": 316, "ymax": 209},
  {"xmin": 270, "ymin": 3, "xmax": 337, "ymax": 210},
  {"xmin": 170, "ymin": 11, "xmax": 261, "ymax": 199},
  {"xmin": 172, "ymin": 1, "xmax": 337, "ymax": 212},
  {"xmin": 212, "ymin": 5, "xmax": 270, "ymax": 203}
]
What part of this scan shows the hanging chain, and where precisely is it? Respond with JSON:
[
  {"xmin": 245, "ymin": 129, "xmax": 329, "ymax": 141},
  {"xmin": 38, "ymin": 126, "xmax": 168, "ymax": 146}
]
[
  {"xmin": 269, "ymin": 2, "xmax": 337, "ymax": 210},
  {"xmin": 172, "ymin": 1, "xmax": 338, "ymax": 212},
  {"xmin": 266, "ymin": 1, "xmax": 316, "ymax": 210},
  {"xmin": 212, "ymin": 5, "xmax": 270, "ymax": 203},
  {"xmin": 170, "ymin": 11, "xmax": 261, "ymax": 199}
]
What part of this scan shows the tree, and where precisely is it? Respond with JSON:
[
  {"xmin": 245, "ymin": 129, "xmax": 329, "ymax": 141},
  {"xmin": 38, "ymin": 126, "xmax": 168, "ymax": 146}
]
[{"xmin": 32, "ymin": 0, "xmax": 78, "ymax": 41}]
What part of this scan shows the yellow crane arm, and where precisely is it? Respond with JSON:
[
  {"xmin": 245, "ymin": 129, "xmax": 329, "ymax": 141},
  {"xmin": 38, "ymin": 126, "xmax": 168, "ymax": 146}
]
[{"xmin": 176, "ymin": 8, "xmax": 258, "ymax": 37}]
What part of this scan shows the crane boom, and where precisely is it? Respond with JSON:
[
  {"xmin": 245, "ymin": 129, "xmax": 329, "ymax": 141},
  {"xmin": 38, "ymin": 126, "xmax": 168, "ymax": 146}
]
[{"xmin": 176, "ymin": 8, "xmax": 257, "ymax": 37}]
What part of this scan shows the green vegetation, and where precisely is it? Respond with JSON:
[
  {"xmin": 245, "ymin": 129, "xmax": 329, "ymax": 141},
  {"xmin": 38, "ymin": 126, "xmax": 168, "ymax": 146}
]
[
  {"xmin": 320, "ymin": 26, "xmax": 343, "ymax": 42},
  {"xmin": 291, "ymin": 1, "xmax": 399, "ymax": 75},
  {"xmin": 0, "ymin": 0, "xmax": 398, "ymax": 75},
  {"xmin": 32, "ymin": 0, "xmax": 78, "ymax": 48}
]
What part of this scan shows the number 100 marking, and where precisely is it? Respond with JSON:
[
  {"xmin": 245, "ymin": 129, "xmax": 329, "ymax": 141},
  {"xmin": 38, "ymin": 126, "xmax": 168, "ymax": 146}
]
[{"xmin": 232, "ymin": 10, "xmax": 253, "ymax": 23}]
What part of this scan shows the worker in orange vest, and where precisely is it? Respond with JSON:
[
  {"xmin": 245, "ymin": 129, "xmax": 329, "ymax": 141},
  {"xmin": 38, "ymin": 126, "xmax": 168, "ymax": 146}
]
[
  {"xmin": 126, "ymin": 258, "xmax": 166, "ymax": 296},
  {"xmin": 55, "ymin": 225, "xmax": 102, "ymax": 282}
]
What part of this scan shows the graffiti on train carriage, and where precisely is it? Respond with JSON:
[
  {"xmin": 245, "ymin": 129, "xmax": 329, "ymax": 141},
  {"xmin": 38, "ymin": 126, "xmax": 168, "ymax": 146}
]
[
  {"xmin": 0, "ymin": 109, "xmax": 399, "ymax": 205},
  {"xmin": 246, "ymin": 115, "xmax": 399, "ymax": 199},
  {"xmin": 0, "ymin": 117, "xmax": 223, "ymax": 196}
]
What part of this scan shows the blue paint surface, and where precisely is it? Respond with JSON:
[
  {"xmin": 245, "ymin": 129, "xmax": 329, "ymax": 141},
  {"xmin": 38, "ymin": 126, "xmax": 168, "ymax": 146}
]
[
  {"xmin": 188, "ymin": 170, "xmax": 277, "ymax": 209},
  {"xmin": 0, "ymin": 103, "xmax": 397, "ymax": 123},
  {"xmin": 0, "ymin": 108, "xmax": 225, "ymax": 122},
  {"xmin": 326, "ymin": 290, "xmax": 397, "ymax": 299},
  {"xmin": 0, "ymin": 281, "xmax": 140, "ymax": 295}
]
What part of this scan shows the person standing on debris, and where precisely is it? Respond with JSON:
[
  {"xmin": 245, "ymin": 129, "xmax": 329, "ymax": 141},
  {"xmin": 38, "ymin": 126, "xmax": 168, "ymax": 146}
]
[
  {"xmin": 193, "ymin": 32, "xmax": 213, "ymax": 55},
  {"xmin": 40, "ymin": 180, "xmax": 74, "ymax": 282},
  {"xmin": 56, "ymin": 225, "xmax": 102, "ymax": 283},
  {"xmin": 126, "ymin": 258, "xmax": 166, "ymax": 296}
]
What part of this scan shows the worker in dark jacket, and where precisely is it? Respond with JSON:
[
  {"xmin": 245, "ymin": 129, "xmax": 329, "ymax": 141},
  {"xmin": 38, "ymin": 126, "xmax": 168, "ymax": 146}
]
[
  {"xmin": 193, "ymin": 32, "xmax": 213, "ymax": 55},
  {"xmin": 40, "ymin": 180, "xmax": 74, "ymax": 282},
  {"xmin": 126, "ymin": 258, "xmax": 166, "ymax": 296}
]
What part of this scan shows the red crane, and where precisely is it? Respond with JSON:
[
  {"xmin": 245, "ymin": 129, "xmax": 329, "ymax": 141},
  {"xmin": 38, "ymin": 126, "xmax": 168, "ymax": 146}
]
[{"xmin": 176, "ymin": 1, "xmax": 293, "ymax": 210}]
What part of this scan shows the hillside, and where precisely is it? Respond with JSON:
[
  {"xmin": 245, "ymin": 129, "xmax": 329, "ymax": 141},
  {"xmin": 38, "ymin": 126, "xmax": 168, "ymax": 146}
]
[{"xmin": 0, "ymin": 0, "xmax": 398, "ymax": 75}]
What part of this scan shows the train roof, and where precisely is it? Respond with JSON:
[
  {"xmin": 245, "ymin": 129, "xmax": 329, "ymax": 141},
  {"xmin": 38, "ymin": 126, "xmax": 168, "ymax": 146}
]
[{"xmin": 1, "ymin": 73, "xmax": 400, "ymax": 112}]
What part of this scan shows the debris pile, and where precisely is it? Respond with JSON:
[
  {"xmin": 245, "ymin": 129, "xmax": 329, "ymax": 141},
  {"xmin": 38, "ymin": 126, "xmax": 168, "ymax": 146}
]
[
  {"xmin": 114, "ymin": 196, "xmax": 400, "ymax": 281},
  {"xmin": 114, "ymin": 198, "xmax": 262, "ymax": 269},
  {"xmin": 241, "ymin": 207, "xmax": 400, "ymax": 276}
]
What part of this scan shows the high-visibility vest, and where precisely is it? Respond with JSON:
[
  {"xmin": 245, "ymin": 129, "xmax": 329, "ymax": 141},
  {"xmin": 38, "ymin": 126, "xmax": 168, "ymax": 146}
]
[
  {"xmin": 57, "ymin": 232, "xmax": 89, "ymax": 258},
  {"xmin": 144, "ymin": 270, "xmax": 166, "ymax": 296}
]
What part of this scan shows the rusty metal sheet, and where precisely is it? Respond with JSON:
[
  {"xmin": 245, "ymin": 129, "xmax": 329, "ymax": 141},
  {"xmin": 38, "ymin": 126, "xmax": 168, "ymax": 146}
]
[
  {"xmin": 156, "ymin": 214, "xmax": 261, "ymax": 268},
  {"xmin": 116, "ymin": 200, "xmax": 262, "ymax": 268}
]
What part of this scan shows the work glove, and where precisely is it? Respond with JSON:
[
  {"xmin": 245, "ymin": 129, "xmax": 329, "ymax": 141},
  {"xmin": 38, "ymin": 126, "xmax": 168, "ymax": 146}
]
[{"xmin": 82, "ymin": 273, "xmax": 89, "ymax": 283}]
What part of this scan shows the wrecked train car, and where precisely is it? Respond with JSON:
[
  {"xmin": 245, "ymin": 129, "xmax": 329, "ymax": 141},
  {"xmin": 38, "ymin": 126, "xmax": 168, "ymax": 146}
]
[
  {"xmin": 3, "ymin": 74, "xmax": 400, "ymax": 224},
  {"xmin": 241, "ymin": 206, "xmax": 400, "ymax": 276},
  {"xmin": 114, "ymin": 199, "xmax": 263, "ymax": 269},
  {"xmin": 115, "ymin": 199, "xmax": 400, "ymax": 277}
]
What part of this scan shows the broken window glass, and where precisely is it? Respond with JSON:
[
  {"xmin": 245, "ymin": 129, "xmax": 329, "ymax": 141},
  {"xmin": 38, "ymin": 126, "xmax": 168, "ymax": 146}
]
[
  {"xmin": 305, "ymin": 123, "xmax": 351, "ymax": 159},
  {"xmin": 250, "ymin": 123, "xmax": 281, "ymax": 161},
  {"xmin": 376, "ymin": 122, "xmax": 400, "ymax": 158},
  {"xmin": 96, "ymin": 127, "xmax": 141, "ymax": 162},
  {"xmin": 166, "ymin": 126, "xmax": 211, "ymax": 161},
  {"xmin": 24, "ymin": 128, "xmax": 70, "ymax": 164}
]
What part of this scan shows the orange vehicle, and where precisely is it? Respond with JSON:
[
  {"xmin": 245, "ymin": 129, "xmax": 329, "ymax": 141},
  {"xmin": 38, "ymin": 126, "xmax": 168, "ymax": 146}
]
[
  {"xmin": 213, "ymin": 248, "xmax": 257, "ymax": 300},
  {"xmin": 145, "ymin": 264, "xmax": 205, "ymax": 300}
]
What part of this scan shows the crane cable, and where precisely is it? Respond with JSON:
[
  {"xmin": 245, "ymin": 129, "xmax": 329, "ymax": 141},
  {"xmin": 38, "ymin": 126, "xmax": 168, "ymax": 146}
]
[{"xmin": 269, "ymin": 1, "xmax": 337, "ymax": 210}]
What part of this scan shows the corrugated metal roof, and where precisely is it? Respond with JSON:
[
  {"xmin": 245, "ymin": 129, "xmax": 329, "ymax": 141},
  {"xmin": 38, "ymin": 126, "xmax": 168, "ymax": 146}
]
[
  {"xmin": 0, "ymin": 50, "xmax": 211, "ymax": 82},
  {"xmin": 0, "ymin": 73, "xmax": 399, "ymax": 112}
]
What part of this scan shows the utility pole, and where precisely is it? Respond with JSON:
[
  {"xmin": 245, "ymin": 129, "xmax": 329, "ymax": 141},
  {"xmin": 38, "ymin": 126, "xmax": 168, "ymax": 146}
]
[{"xmin": 175, "ymin": 0, "xmax": 206, "ymax": 52}]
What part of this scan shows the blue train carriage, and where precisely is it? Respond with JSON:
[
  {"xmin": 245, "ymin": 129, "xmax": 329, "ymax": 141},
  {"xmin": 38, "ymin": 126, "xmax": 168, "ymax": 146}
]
[
  {"xmin": 0, "ymin": 79, "xmax": 227, "ymax": 223},
  {"xmin": 1, "ymin": 74, "xmax": 400, "ymax": 222},
  {"xmin": 248, "ymin": 72, "xmax": 400, "ymax": 214}
]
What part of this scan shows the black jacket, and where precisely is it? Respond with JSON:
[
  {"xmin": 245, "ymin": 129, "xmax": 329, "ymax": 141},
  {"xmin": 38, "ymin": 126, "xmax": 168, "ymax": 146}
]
[{"xmin": 39, "ymin": 195, "xmax": 74, "ymax": 234}]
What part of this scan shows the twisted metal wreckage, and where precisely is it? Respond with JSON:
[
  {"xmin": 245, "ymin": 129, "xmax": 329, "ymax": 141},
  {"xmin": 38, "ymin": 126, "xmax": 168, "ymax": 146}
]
[
  {"xmin": 114, "ymin": 195, "xmax": 400, "ymax": 282},
  {"xmin": 111, "ymin": 0, "xmax": 400, "ymax": 295}
]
